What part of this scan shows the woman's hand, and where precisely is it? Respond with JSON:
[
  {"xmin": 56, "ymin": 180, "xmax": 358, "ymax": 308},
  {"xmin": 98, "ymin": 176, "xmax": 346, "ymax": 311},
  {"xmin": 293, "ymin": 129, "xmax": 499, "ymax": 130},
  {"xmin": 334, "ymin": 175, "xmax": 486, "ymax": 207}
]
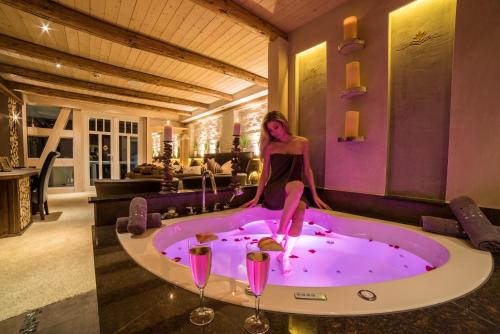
[
  {"xmin": 240, "ymin": 197, "xmax": 259, "ymax": 208},
  {"xmin": 313, "ymin": 195, "xmax": 332, "ymax": 210}
]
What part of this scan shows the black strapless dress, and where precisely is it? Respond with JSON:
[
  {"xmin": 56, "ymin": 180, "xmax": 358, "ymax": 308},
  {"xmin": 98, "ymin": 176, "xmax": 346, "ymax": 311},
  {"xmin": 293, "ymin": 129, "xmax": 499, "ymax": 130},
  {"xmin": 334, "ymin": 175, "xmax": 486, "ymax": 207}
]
[{"xmin": 262, "ymin": 153, "xmax": 308, "ymax": 210}]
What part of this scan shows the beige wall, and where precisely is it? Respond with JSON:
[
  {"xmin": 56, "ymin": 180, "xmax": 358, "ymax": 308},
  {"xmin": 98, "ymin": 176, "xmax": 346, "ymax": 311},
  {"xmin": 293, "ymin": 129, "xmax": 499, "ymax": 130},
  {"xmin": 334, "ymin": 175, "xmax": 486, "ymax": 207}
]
[
  {"xmin": 287, "ymin": 0, "xmax": 500, "ymax": 208},
  {"xmin": 446, "ymin": 0, "xmax": 500, "ymax": 208}
]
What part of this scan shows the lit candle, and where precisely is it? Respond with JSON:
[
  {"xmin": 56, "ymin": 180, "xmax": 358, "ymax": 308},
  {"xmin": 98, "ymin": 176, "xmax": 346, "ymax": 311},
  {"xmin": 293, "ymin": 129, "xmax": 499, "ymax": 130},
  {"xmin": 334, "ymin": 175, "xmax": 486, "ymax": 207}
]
[
  {"xmin": 343, "ymin": 16, "xmax": 358, "ymax": 40},
  {"xmin": 344, "ymin": 111, "xmax": 360, "ymax": 138},
  {"xmin": 233, "ymin": 121, "xmax": 241, "ymax": 136},
  {"xmin": 164, "ymin": 121, "xmax": 173, "ymax": 141},
  {"xmin": 346, "ymin": 61, "xmax": 361, "ymax": 89}
]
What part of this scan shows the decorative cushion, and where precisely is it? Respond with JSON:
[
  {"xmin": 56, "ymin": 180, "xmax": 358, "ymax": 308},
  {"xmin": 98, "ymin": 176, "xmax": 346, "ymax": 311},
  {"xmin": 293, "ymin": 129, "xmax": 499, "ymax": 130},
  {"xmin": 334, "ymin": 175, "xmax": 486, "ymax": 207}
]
[
  {"xmin": 207, "ymin": 158, "xmax": 222, "ymax": 174},
  {"xmin": 190, "ymin": 159, "xmax": 202, "ymax": 167},
  {"xmin": 221, "ymin": 160, "xmax": 232, "ymax": 174},
  {"xmin": 183, "ymin": 165, "xmax": 202, "ymax": 175}
]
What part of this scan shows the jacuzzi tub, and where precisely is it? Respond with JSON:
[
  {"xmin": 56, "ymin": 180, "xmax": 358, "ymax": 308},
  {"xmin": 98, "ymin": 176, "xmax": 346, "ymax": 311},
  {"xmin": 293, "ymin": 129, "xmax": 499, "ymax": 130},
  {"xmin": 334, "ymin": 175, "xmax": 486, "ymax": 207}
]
[{"xmin": 117, "ymin": 207, "xmax": 492, "ymax": 315}]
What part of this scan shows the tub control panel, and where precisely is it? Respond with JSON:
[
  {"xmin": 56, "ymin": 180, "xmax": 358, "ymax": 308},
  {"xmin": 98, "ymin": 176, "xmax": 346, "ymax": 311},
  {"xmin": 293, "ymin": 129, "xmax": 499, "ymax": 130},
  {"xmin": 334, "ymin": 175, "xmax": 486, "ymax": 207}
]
[{"xmin": 294, "ymin": 292, "xmax": 327, "ymax": 301}]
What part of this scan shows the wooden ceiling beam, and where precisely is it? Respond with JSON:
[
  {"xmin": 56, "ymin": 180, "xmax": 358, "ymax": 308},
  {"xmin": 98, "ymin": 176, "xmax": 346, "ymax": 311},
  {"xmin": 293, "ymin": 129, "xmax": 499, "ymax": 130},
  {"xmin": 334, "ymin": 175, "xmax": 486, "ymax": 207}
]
[
  {"xmin": 7, "ymin": 81, "xmax": 191, "ymax": 117},
  {"xmin": 0, "ymin": 76, "xmax": 23, "ymax": 104},
  {"xmin": 0, "ymin": 63, "xmax": 208, "ymax": 109},
  {"xmin": 0, "ymin": 34, "xmax": 232, "ymax": 101},
  {"xmin": 189, "ymin": 0, "xmax": 287, "ymax": 41},
  {"xmin": 0, "ymin": 0, "xmax": 268, "ymax": 87}
]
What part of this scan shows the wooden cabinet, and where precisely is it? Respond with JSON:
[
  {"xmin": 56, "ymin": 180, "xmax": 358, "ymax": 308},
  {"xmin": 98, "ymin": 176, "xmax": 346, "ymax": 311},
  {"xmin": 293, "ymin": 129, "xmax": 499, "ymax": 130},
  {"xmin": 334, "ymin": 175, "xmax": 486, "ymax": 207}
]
[{"xmin": 0, "ymin": 169, "xmax": 38, "ymax": 237}]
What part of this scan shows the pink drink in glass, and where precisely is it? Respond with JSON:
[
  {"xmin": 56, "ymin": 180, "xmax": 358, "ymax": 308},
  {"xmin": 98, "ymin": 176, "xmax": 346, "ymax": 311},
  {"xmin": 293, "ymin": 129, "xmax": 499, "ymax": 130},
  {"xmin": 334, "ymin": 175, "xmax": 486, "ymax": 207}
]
[
  {"xmin": 189, "ymin": 246, "xmax": 212, "ymax": 289},
  {"xmin": 246, "ymin": 251, "xmax": 270, "ymax": 296}
]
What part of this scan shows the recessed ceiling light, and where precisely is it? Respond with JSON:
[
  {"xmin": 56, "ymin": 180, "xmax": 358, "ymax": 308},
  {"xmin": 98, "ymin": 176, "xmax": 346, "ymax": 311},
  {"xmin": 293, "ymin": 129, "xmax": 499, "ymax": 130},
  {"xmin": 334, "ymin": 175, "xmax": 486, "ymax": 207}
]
[
  {"xmin": 55, "ymin": 63, "xmax": 62, "ymax": 69},
  {"xmin": 40, "ymin": 23, "xmax": 50, "ymax": 33},
  {"xmin": 92, "ymin": 72, "xmax": 102, "ymax": 79}
]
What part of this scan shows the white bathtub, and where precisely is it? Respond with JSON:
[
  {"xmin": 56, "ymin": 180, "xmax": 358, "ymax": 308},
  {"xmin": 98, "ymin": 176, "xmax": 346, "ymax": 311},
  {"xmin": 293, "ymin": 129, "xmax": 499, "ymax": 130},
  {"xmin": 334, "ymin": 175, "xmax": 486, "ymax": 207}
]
[{"xmin": 117, "ymin": 207, "xmax": 492, "ymax": 316}]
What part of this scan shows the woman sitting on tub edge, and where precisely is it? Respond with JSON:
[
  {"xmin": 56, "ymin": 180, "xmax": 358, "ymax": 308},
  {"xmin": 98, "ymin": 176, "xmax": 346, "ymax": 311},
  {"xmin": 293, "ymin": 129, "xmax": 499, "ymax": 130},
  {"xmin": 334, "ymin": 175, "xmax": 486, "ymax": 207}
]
[{"xmin": 241, "ymin": 110, "xmax": 331, "ymax": 275}]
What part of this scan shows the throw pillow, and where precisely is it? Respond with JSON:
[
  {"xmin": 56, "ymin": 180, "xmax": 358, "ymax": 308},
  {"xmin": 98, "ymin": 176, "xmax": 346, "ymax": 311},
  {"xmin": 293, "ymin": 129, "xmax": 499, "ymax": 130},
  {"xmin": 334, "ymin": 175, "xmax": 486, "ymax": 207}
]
[
  {"xmin": 183, "ymin": 165, "xmax": 202, "ymax": 175},
  {"xmin": 190, "ymin": 159, "xmax": 202, "ymax": 167},
  {"xmin": 221, "ymin": 160, "xmax": 232, "ymax": 174},
  {"xmin": 207, "ymin": 158, "xmax": 222, "ymax": 174}
]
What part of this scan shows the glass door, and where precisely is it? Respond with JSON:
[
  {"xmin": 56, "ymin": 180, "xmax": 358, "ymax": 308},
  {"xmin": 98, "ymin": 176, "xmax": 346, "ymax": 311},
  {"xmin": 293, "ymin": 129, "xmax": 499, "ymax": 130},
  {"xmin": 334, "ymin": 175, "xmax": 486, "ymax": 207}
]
[
  {"xmin": 88, "ymin": 117, "xmax": 112, "ymax": 185},
  {"xmin": 118, "ymin": 120, "xmax": 139, "ymax": 179}
]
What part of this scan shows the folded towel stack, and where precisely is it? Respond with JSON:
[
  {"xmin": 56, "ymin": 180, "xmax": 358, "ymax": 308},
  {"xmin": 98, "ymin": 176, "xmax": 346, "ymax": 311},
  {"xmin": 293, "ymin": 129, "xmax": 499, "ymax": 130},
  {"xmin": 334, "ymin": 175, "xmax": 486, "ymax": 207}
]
[
  {"xmin": 116, "ymin": 213, "xmax": 162, "ymax": 234},
  {"xmin": 449, "ymin": 196, "xmax": 500, "ymax": 252},
  {"xmin": 421, "ymin": 216, "xmax": 467, "ymax": 238}
]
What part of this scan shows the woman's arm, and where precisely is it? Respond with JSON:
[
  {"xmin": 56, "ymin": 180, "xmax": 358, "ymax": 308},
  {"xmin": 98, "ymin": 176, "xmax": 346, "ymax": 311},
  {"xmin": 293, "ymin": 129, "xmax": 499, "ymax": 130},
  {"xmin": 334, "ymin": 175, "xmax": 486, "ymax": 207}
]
[
  {"xmin": 302, "ymin": 139, "xmax": 332, "ymax": 210},
  {"xmin": 241, "ymin": 145, "xmax": 271, "ymax": 208}
]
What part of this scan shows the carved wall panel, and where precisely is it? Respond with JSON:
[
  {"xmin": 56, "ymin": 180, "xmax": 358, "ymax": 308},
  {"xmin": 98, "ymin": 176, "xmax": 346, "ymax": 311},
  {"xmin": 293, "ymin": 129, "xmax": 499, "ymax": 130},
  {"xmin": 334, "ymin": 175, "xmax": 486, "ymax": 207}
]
[{"xmin": 387, "ymin": 0, "xmax": 457, "ymax": 200}]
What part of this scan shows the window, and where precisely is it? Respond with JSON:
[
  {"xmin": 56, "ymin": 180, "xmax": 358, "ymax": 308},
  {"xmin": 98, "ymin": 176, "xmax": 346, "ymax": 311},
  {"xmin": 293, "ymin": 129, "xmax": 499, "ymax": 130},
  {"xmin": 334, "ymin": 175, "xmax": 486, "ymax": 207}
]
[
  {"xmin": 27, "ymin": 105, "xmax": 61, "ymax": 128},
  {"xmin": 28, "ymin": 136, "xmax": 48, "ymax": 158},
  {"xmin": 64, "ymin": 110, "xmax": 73, "ymax": 130},
  {"xmin": 57, "ymin": 138, "xmax": 73, "ymax": 158},
  {"xmin": 119, "ymin": 121, "xmax": 138, "ymax": 134}
]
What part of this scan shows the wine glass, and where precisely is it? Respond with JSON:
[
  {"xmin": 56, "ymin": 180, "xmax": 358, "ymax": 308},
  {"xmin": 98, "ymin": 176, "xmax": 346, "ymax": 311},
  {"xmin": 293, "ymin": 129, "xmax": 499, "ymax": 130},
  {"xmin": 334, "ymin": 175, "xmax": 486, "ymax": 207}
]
[
  {"xmin": 188, "ymin": 239, "xmax": 214, "ymax": 326},
  {"xmin": 244, "ymin": 242, "xmax": 270, "ymax": 334}
]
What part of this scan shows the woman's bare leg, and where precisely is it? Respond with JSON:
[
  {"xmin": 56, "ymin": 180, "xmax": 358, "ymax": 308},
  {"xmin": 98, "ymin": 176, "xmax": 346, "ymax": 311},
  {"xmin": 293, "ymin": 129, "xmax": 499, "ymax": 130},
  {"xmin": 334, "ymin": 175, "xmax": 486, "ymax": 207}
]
[
  {"xmin": 276, "ymin": 181, "xmax": 304, "ymax": 236},
  {"xmin": 278, "ymin": 201, "xmax": 306, "ymax": 275}
]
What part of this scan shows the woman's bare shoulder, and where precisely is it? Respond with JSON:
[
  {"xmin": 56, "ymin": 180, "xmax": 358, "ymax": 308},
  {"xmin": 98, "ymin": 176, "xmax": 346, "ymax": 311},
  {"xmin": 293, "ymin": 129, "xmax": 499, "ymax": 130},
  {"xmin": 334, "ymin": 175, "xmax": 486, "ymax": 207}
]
[{"xmin": 293, "ymin": 136, "xmax": 309, "ymax": 144}]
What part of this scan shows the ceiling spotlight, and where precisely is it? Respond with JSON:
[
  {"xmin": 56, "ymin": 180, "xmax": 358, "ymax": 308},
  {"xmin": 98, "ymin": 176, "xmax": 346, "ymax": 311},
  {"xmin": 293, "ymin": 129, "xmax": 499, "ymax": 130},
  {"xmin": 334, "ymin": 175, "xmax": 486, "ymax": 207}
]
[
  {"xmin": 41, "ymin": 23, "xmax": 50, "ymax": 32},
  {"xmin": 55, "ymin": 63, "xmax": 62, "ymax": 69},
  {"xmin": 92, "ymin": 72, "xmax": 102, "ymax": 79}
]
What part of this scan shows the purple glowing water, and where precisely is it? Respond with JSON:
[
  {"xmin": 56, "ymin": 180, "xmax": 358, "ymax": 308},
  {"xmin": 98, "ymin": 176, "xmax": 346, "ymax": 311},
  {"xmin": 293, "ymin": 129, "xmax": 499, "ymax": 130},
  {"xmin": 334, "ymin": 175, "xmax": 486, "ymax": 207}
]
[{"xmin": 162, "ymin": 220, "xmax": 434, "ymax": 287}]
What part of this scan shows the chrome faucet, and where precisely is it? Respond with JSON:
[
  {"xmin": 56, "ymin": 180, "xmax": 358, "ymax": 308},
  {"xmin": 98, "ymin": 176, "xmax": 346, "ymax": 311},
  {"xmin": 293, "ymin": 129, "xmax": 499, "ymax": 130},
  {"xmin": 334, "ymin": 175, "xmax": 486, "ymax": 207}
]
[
  {"xmin": 201, "ymin": 170, "xmax": 217, "ymax": 213},
  {"xmin": 228, "ymin": 186, "xmax": 244, "ymax": 205}
]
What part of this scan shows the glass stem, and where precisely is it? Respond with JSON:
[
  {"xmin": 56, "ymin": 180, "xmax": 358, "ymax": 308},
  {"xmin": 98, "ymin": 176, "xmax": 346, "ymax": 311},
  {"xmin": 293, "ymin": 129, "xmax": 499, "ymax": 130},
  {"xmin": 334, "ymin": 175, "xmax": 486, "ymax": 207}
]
[
  {"xmin": 255, "ymin": 296, "xmax": 260, "ymax": 319},
  {"xmin": 199, "ymin": 288, "xmax": 204, "ymax": 308}
]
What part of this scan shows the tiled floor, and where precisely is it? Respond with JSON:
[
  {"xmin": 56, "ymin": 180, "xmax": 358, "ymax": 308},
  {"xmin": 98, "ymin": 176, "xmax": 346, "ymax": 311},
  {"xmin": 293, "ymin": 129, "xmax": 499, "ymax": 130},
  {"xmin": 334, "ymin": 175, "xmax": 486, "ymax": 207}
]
[{"xmin": 94, "ymin": 224, "xmax": 500, "ymax": 334}]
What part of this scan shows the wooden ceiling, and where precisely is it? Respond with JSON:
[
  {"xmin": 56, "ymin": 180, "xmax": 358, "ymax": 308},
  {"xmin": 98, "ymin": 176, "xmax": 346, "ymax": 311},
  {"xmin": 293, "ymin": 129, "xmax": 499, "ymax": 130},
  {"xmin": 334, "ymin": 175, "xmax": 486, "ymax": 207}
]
[{"xmin": 0, "ymin": 0, "xmax": 345, "ymax": 121}]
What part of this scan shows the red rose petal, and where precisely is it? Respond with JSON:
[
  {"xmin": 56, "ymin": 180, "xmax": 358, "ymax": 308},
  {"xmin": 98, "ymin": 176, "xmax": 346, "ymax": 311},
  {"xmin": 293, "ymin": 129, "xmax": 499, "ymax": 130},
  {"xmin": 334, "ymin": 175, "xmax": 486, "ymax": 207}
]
[
  {"xmin": 369, "ymin": 239, "xmax": 373, "ymax": 242},
  {"xmin": 252, "ymin": 239, "xmax": 258, "ymax": 242},
  {"xmin": 221, "ymin": 238, "xmax": 228, "ymax": 242},
  {"xmin": 234, "ymin": 238, "xmax": 241, "ymax": 242},
  {"xmin": 289, "ymin": 254, "xmax": 299, "ymax": 259},
  {"xmin": 308, "ymin": 249, "xmax": 316, "ymax": 254},
  {"xmin": 394, "ymin": 245, "xmax": 400, "ymax": 249},
  {"xmin": 161, "ymin": 251, "xmax": 167, "ymax": 255},
  {"xmin": 315, "ymin": 231, "xmax": 326, "ymax": 236},
  {"xmin": 172, "ymin": 257, "xmax": 181, "ymax": 262},
  {"xmin": 389, "ymin": 244, "xmax": 394, "ymax": 247},
  {"xmin": 238, "ymin": 227, "xmax": 245, "ymax": 231},
  {"xmin": 324, "ymin": 230, "xmax": 332, "ymax": 233},
  {"xmin": 308, "ymin": 222, "xmax": 315, "ymax": 225},
  {"xmin": 425, "ymin": 265, "xmax": 435, "ymax": 271},
  {"xmin": 243, "ymin": 236, "xmax": 251, "ymax": 240}
]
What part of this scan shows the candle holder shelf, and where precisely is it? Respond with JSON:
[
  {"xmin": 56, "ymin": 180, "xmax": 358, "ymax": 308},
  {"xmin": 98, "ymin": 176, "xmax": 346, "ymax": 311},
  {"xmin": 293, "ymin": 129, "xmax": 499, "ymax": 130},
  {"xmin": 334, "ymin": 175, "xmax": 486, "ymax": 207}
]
[
  {"xmin": 229, "ymin": 135, "xmax": 241, "ymax": 190},
  {"xmin": 338, "ymin": 38, "xmax": 365, "ymax": 55},
  {"xmin": 341, "ymin": 86, "xmax": 367, "ymax": 99},
  {"xmin": 159, "ymin": 140, "xmax": 176, "ymax": 194},
  {"xmin": 337, "ymin": 136, "xmax": 365, "ymax": 143}
]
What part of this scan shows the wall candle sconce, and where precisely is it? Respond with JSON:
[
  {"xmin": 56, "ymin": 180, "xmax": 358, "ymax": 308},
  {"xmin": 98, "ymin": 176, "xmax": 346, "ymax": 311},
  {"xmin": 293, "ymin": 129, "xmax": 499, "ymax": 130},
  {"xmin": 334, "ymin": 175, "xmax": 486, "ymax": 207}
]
[
  {"xmin": 338, "ymin": 16, "xmax": 365, "ymax": 55},
  {"xmin": 344, "ymin": 111, "xmax": 360, "ymax": 138},
  {"xmin": 339, "ymin": 110, "xmax": 364, "ymax": 142},
  {"xmin": 342, "ymin": 61, "xmax": 367, "ymax": 99},
  {"xmin": 343, "ymin": 16, "xmax": 357, "ymax": 40},
  {"xmin": 346, "ymin": 61, "xmax": 361, "ymax": 89}
]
